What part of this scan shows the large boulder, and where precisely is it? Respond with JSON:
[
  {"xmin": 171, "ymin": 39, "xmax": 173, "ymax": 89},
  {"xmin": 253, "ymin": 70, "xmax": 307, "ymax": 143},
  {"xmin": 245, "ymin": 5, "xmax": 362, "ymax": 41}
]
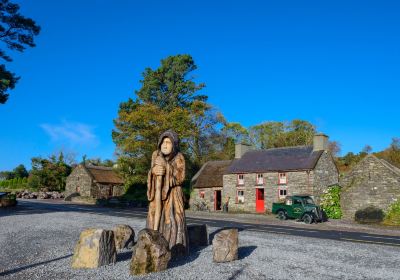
[
  {"xmin": 71, "ymin": 228, "xmax": 116, "ymax": 269},
  {"xmin": 130, "ymin": 229, "xmax": 171, "ymax": 275},
  {"xmin": 187, "ymin": 224, "xmax": 208, "ymax": 247},
  {"xmin": 113, "ymin": 224, "xmax": 135, "ymax": 251},
  {"xmin": 212, "ymin": 228, "xmax": 238, "ymax": 263}
]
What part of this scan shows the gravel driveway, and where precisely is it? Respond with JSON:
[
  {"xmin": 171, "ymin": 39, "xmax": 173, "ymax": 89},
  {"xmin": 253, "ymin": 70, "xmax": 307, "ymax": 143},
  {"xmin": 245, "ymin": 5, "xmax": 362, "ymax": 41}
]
[{"xmin": 1, "ymin": 209, "xmax": 399, "ymax": 280}]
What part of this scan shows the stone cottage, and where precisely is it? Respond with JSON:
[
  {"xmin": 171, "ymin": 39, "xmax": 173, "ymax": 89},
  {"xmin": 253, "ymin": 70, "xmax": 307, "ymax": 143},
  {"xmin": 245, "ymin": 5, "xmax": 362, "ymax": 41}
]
[
  {"xmin": 340, "ymin": 155, "xmax": 400, "ymax": 219},
  {"xmin": 190, "ymin": 160, "xmax": 233, "ymax": 211},
  {"xmin": 65, "ymin": 165, "xmax": 125, "ymax": 199},
  {"xmin": 192, "ymin": 134, "xmax": 339, "ymax": 213}
]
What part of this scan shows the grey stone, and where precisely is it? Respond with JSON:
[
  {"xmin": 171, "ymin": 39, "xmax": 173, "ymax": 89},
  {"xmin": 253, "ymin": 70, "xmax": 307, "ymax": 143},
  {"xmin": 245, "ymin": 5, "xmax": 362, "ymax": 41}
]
[
  {"xmin": 130, "ymin": 229, "xmax": 171, "ymax": 275},
  {"xmin": 71, "ymin": 228, "xmax": 116, "ymax": 269},
  {"xmin": 212, "ymin": 228, "xmax": 238, "ymax": 263},
  {"xmin": 113, "ymin": 224, "xmax": 135, "ymax": 251}
]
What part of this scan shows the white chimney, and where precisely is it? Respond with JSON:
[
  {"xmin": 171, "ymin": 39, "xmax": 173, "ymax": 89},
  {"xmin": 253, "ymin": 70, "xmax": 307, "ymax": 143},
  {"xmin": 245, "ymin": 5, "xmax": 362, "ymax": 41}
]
[
  {"xmin": 235, "ymin": 143, "xmax": 252, "ymax": 159},
  {"xmin": 313, "ymin": 133, "xmax": 329, "ymax": 151}
]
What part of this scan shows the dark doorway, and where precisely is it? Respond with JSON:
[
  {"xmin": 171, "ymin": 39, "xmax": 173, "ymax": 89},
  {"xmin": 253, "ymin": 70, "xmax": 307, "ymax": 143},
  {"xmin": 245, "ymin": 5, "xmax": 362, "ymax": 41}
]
[{"xmin": 214, "ymin": 190, "xmax": 222, "ymax": 211}]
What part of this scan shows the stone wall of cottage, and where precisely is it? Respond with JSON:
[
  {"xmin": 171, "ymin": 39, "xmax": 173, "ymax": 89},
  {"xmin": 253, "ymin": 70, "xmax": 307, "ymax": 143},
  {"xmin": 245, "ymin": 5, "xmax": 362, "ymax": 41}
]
[
  {"xmin": 65, "ymin": 165, "xmax": 93, "ymax": 197},
  {"xmin": 113, "ymin": 185, "xmax": 125, "ymax": 197},
  {"xmin": 312, "ymin": 151, "xmax": 339, "ymax": 204},
  {"xmin": 340, "ymin": 155, "xmax": 400, "ymax": 219},
  {"xmin": 190, "ymin": 187, "xmax": 223, "ymax": 211},
  {"xmin": 223, "ymin": 171, "xmax": 313, "ymax": 213}
]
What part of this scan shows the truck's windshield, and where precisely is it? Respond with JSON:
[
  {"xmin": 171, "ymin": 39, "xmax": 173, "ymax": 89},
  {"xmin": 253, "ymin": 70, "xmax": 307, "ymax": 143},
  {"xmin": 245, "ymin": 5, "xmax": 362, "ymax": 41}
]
[{"xmin": 304, "ymin": 197, "xmax": 315, "ymax": 205}]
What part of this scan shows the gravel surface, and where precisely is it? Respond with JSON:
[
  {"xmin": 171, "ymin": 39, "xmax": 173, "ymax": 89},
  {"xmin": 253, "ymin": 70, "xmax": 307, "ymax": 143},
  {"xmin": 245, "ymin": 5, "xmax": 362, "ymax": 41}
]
[{"xmin": 1, "ymin": 210, "xmax": 400, "ymax": 280}]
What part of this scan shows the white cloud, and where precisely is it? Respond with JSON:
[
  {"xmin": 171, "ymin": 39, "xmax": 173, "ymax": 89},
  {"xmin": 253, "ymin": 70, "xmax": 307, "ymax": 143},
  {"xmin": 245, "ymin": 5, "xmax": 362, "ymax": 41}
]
[{"xmin": 41, "ymin": 121, "xmax": 99, "ymax": 147}]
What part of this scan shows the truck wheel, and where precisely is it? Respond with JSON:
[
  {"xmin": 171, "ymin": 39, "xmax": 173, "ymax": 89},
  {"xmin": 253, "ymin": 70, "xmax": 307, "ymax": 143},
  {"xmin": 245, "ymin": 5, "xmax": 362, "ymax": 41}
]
[
  {"xmin": 303, "ymin": 213, "xmax": 313, "ymax": 224},
  {"xmin": 277, "ymin": 210, "xmax": 287, "ymax": 220}
]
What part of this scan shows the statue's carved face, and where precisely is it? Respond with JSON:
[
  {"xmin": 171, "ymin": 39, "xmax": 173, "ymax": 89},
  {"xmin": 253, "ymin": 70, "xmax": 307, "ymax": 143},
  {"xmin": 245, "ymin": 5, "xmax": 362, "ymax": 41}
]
[{"xmin": 161, "ymin": 137, "xmax": 173, "ymax": 156}]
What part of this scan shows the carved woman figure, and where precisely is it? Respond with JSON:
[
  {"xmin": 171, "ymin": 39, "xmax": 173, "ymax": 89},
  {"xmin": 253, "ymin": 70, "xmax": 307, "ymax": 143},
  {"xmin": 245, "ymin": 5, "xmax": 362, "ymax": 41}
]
[{"xmin": 146, "ymin": 130, "xmax": 188, "ymax": 254}]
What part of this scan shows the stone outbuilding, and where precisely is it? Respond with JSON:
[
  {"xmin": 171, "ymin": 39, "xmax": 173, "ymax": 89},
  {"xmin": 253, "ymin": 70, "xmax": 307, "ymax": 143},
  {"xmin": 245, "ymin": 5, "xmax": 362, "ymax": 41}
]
[
  {"xmin": 340, "ymin": 155, "xmax": 400, "ymax": 219},
  {"xmin": 192, "ymin": 134, "xmax": 339, "ymax": 213},
  {"xmin": 65, "ymin": 165, "xmax": 125, "ymax": 199},
  {"xmin": 190, "ymin": 160, "xmax": 233, "ymax": 211}
]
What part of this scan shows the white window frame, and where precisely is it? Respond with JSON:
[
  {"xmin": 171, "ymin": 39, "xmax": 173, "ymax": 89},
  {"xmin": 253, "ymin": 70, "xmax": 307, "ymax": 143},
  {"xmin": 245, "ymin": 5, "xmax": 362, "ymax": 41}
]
[
  {"xmin": 238, "ymin": 174, "xmax": 244, "ymax": 185},
  {"xmin": 278, "ymin": 173, "xmax": 287, "ymax": 185},
  {"xmin": 237, "ymin": 190, "xmax": 245, "ymax": 204},
  {"xmin": 256, "ymin": 173, "xmax": 264, "ymax": 185}
]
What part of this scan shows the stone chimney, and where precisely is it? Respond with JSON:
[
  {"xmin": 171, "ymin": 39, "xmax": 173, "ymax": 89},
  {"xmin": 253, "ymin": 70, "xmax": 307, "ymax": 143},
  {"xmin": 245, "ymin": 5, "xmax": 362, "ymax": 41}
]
[
  {"xmin": 313, "ymin": 133, "xmax": 329, "ymax": 152},
  {"xmin": 235, "ymin": 143, "xmax": 252, "ymax": 159}
]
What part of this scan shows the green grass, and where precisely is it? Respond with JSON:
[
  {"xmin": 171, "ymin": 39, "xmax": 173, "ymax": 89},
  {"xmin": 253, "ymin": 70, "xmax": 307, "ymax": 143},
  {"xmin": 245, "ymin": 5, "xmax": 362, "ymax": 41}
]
[{"xmin": 383, "ymin": 200, "xmax": 400, "ymax": 226}]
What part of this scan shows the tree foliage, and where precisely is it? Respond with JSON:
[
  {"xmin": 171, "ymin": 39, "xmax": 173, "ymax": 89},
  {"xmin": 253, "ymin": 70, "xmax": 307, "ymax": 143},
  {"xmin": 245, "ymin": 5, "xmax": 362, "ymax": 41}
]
[
  {"xmin": 13, "ymin": 163, "xmax": 28, "ymax": 178},
  {"xmin": 248, "ymin": 120, "xmax": 316, "ymax": 149},
  {"xmin": 375, "ymin": 137, "xmax": 400, "ymax": 168},
  {"xmin": 0, "ymin": 0, "xmax": 40, "ymax": 104},
  {"xmin": 113, "ymin": 54, "xmax": 224, "ymax": 184},
  {"xmin": 28, "ymin": 152, "xmax": 72, "ymax": 191}
]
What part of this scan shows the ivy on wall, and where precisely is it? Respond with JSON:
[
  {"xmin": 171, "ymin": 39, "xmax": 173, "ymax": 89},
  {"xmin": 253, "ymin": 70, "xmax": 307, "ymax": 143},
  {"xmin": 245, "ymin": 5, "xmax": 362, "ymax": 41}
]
[{"xmin": 320, "ymin": 185, "xmax": 342, "ymax": 219}]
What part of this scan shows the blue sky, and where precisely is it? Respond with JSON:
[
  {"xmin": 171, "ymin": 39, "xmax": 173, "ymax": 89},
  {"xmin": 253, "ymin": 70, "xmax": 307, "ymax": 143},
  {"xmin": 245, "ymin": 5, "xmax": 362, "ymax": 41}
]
[{"xmin": 1, "ymin": 0, "xmax": 399, "ymax": 171}]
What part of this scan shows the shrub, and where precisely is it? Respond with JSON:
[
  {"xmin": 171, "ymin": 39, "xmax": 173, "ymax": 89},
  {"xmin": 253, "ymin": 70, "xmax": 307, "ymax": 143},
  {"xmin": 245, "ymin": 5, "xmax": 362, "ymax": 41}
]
[
  {"xmin": 320, "ymin": 185, "xmax": 342, "ymax": 219},
  {"xmin": 354, "ymin": 206, "xmax": 385, "ymax": 224},
  {"xmin": 383, "ymin": 199, "xmax": 400, "ymax": 226}
]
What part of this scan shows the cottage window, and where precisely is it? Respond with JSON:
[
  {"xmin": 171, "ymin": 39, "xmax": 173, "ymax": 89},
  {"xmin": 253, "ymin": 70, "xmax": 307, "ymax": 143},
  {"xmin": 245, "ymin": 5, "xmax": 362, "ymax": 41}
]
[
  {"xmin": 278, "ymin": 186, "xmax": 287, "ymax": 199},
  {"xmin": 237, "ymin": 190, "xmax": 245, "ymax": 203},
  {"xmin": 256, "ymin": 174, "xmax": 264, "ymax": 185},
  {"xmin": 238, "ymin": 174, "xmax": 244, "ymax": 185},
  {"xmin": 278, "ymin": 173, "xmax": 287, "ymax": 184},
  {"xmin": 199, "ymin": 191, "xmax": 205, "ymax": 199}
]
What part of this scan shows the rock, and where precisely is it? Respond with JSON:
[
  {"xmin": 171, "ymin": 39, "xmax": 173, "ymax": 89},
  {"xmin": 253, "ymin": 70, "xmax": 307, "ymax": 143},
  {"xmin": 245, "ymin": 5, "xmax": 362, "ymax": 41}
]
[
  {"xmin": 212, "ymin": 228, "xmax": 239, "ymax": 263},
  {"xmin": 187, "ymin": 224, "xmax": 208, "ymax": 247},
  {"xmin": 38, "ymin": 192, "xmax": 49, "ymax": 199},
  {"xmin": 130, "ymin": 229, "xmax": 171, "ymax": 275},
  {"xmin": 113, "ymin": 224, "xmax": 135, "ymax": 251},
  {"xmin": 71, "ymin": 228, "xmax": 116, "ymax": 269}
]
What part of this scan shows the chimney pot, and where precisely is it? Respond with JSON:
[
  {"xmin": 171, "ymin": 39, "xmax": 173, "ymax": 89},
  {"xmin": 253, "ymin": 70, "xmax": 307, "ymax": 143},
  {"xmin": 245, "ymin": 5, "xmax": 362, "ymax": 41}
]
[
  {"xmin": 235, "ymin": 143, "xmax": 252, "ymax": 159},
  {"xmin": 313, "ymin": 133, "xmax": 329, "ymax": 151}
]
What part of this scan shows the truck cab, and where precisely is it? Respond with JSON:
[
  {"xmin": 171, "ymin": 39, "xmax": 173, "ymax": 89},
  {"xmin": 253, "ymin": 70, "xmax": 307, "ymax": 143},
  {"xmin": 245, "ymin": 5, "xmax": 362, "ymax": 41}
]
[{"xmin": 272, "ymin": 195, "xmax": 324, "ymax": 224}]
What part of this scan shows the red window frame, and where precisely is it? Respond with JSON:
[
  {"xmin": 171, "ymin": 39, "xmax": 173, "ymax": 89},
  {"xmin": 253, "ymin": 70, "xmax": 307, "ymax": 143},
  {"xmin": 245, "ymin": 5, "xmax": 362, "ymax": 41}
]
[
  {"xmin": 237, "ymin": 174, "xmax": 244, "ymax": 186},
  {"xmin": 278, "ymin": 172, "xmax": 287, "ymax": 185},
  {"xmin": 256, "ymin": 173, "xmax": 264, "ymax": 185},
  {"xmin": 199, "ymin": 190, "xmax": 205, "ymax": 199}
]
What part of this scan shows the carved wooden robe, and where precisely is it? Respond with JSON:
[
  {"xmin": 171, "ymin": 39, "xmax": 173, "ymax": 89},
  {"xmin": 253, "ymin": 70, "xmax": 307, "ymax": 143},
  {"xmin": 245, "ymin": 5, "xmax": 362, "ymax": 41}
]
[{"xmin": 146, "ymin": 131, "xmax": 188, "ymax": 254}]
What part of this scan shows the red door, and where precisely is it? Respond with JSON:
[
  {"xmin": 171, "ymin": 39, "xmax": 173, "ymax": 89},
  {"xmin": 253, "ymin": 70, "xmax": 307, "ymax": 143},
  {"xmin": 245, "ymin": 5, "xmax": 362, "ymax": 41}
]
[{"xmin": 256, "ymin": 188, "xmax": 265, "ymax": 213}]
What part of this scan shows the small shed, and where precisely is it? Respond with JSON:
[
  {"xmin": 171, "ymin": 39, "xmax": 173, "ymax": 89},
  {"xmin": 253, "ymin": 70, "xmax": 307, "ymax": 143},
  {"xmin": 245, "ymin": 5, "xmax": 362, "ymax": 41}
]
[
  {"xmin": 190, "ymin": 160, "xmax": 233, "ymax": 211},
  {"xmin": 340, "ymin": 155, "xmax": 400, "ymax": 219},
  {"xmin": 65, "ymin": 165, "xmax": 125, "ymax": 199}
]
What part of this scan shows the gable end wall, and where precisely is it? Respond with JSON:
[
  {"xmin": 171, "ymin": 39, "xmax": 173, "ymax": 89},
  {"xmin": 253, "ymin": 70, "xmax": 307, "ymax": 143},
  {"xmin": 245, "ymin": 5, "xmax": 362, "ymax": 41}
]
[
  {"xmin": 65, "ymin": 165, "xmax": 93, "ymax": 197},
  {"xmin": 340, "ymin": 156, "xmax": 400, "ymax": 218},
  {"xmin": 312, "ymin": 151, "xmax": 339, "ymax": 204}
]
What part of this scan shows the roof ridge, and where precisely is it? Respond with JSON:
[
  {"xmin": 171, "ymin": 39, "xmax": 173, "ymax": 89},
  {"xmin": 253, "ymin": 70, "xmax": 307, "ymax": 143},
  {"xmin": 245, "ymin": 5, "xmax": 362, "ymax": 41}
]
[
  {"xmin": 248, "ymin": 145, "xmax": 312, "ymax": 152},
  {"xmin": 85, "ymin": 165, "xmax": 113, "ymax": 170}
]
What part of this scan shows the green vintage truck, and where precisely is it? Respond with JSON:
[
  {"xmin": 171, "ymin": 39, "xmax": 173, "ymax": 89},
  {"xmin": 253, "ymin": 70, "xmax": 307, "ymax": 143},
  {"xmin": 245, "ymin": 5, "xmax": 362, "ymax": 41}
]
[{"xmin": 272, "ymin": 195, "xmax": 324, "ymax": 224}]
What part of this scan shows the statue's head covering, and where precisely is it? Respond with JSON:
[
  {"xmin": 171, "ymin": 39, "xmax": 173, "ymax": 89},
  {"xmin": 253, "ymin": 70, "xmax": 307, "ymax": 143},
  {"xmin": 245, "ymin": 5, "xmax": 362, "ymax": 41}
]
[{"xmin": 158, "ymin": 130, "xmax": 180, "ymax": 159}]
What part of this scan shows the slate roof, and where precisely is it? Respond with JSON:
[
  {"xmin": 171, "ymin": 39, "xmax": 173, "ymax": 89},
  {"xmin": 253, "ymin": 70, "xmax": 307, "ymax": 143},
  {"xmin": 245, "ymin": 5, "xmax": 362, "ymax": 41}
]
[
  {"xmin": 226, "ymin": 146, "xmax": 324, "ymax": 174},
  {"xmin": 84, "ymin": 165, "xmax": 124, "ymax": 185},
  {"xmin": 192, "ymin": 160, "xmax": 233, "ymax": 188}
]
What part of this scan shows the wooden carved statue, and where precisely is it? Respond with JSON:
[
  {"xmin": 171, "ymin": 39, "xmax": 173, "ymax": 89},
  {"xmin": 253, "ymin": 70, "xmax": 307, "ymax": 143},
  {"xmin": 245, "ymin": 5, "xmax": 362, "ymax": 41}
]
[{"xmin": 146, "ymin": 130, "xmax": 188, "ymax": 254}]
